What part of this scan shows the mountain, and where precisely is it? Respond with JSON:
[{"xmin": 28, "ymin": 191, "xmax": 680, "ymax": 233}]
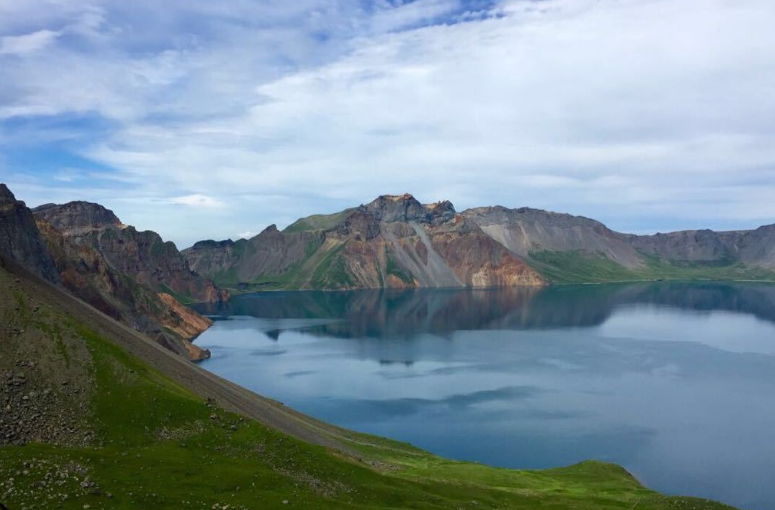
[
  {"xmin": 34, "ymin": 200, "xmax": 228, "ymax": 304},
  {"xmin": 464, "ymin": 206, "xmax": 775, "ymax": 283},
  {"xmin": 0, "ymin": 255, "xmax": 735, "ymax": 510},
  {"xmin": 0, "ymin": 185, "xmax": 212, "ymax": 360},
  {"xmin": 184, "ymin": 194, "xmax": 544, "ymax": 291},
  {"xmin": 34, "ymin": 218, "xmax": 212, "ymax": 360},
  {"xmin": 0, "ymin": 184, "xmax": 60, "ymax": 283}
]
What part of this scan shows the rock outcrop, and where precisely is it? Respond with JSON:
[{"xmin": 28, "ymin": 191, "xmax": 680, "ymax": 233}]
[
  {"xmin": 35, "ymin": 218, "xmax": 211, "ymax": 361},
  {"xmin": 184, "ymin": 194, "xmax": 545, "ymax": 290},
  {"xmin": 34, "ymin": 201, "xmax": 227, "ymax": 303},
  {"xmin": 464, "ymin": 205, "xmax": 775, "ymax": 281},
  {"xmin": 0, "ymin": 184, "xmax": 60, "ymax": 283},
  {"xmin": 0, "ymin": 184, "xmax": 210, "ymax": 361}
]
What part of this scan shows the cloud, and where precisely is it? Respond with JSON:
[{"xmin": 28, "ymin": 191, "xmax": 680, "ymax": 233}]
[
  {"xmin": 167, "ymin": 194, "xmax": 225, "ymax": 209},
  {"xmin": 0, "ymin": 29, "xmax": 59, "ymax": 55},
  {"xmin": 236, "ymin": 231, "xmax": 258, "ymax": 239},
  {"xmin": 1, "ymin": 0, "xmax": 775, "ymax": 247}
]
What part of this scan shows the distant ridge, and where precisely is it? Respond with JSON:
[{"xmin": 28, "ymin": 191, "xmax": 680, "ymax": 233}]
[
  {"xmin": 184, "ymin": 193, "xmax": 544, "ymax": 292},
  {"xmin": 185, "ymin": 194, "xmax": 775, "ymax": 290}
]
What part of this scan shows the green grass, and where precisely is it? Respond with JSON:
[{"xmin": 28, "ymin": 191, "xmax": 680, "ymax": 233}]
[
  {"xmin": 385, "ymin": 251, "xmax": 414, "ymax": 284},
  {"xmin": 310, "ymin": 243, "xmax": 354, "ymax": 289},
  {"xmin": 0, "ymin": 280, "xmax": 737, "ymax": 510},
  {"xmin": 529, "ymin": 249, "xmax": 775, "ymax": 284},
  {"xmin": 284, "ymin": 209, "xmax": 356, "ymax": 233}
]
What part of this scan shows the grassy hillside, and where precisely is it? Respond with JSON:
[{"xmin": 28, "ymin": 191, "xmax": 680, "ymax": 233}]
[
  {"xmin": 284, "ymin": 208, "xmax": 356, "ymax": 233},
  {"xmin": 529, "ymin": 249, "xmax": 775, "ymax": 284},
  {"xmin": 0, "ymin": 264, "xmax": 736, "ymax": 509}
]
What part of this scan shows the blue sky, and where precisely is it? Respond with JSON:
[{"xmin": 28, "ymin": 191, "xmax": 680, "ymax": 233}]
[{"xmin": 1, "ymin": 0, "xmax": 775, "ymax": 248}]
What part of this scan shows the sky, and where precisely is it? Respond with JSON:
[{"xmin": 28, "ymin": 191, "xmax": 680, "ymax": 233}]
[{"xmin": 1, "ymin": 0, "xmax": 774, "ymax": 249}]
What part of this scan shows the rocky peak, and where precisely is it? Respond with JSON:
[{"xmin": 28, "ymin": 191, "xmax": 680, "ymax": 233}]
[
  {"xmin": 364, "ymin": 193, "xmax": 429, "ymax": 223},
  {"xmin": 0, "ymin": 183, "xmax": 60, "ymax": 283},
  {"xmin": 363, "ymin": 193, "xmax": 459, "ymax": 225},
  {"xmin": 0, "ymin": 183, "xmax": 15, "ymax": 203},
  {"xmin": 33, "ymin": 201, "xmax": 122, "ymax": 235},
  {"xmin": 425, "ymin": 200, "xmax": 457, "ymax": 224},
  {"xmin": 336, "ymin": 209, "xmax": 381, "ymax": 241}
]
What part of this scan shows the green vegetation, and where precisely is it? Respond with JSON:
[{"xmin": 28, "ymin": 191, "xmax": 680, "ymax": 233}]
[
  {"xmin": 385, "ymin": 251, "xmax": 414, "ymax": 284},
  {"xmin": 310, "ymin": 243, "xmax": 354, "ymax": 289},
  {"xmin": 206, "ymin": 238, "xmax": 351, "ymax": 293},
  {"xmin": 284, "ymin": 208, "xmax": 356, "ymax": 233},
  {"xmin": 159, "ymin": 283, "xmax": 196, "ymax": 305},
  {"xmin": 529, "ymin": 249, "xmax": 775, "ymax": 284}
]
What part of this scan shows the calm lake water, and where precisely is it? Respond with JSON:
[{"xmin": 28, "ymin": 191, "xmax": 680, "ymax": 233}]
[{"xmin": 193, "ymin": 283, "xmax": 775, "ymax": 510}]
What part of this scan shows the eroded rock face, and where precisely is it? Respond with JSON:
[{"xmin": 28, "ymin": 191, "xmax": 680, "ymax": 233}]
[
  {"xmin": 364, "ymin": 194, "xmax": 429, "ymax": 223},
  {"xmin": 33, "ymin": 201, "xmax": 121, "ymax": 235},
  {"xmin": 184, "ymin": 193, "xmax": 545, "ymax": 291},
  {"xmin": 35, "ymin": 219, "xmax": 211, "ymax": 361},
  {"xmin": 32, "ymin": 201, "xmax": 226, "ymax": 303},
  {"xmin": 463, "ymin": 206, "xmax": 643, "ymax": 267},
  {"xmin": 464, "ymin": 205, "xmax": 775, "ymax": 270},
  {"xmin": 0, "ymin": 184, "xmax": 60, "ymax": 283},
  {"xmin": 184, "ymin": 226, "xmax": 324, "ymax": 284},
  {"xmin": 156, "ymin": 294, "xmax": 212, "ymax": 361}
]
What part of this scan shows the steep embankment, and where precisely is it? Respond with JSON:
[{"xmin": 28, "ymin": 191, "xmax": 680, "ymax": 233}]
[
  {"xmin": 464, "ymin": 206, "xmax": 775, "ymax": 283},
  {"xmin": 0, "ymin": 260, "xmax": 736, "ymax": 510},
  {"xmin": 185, "ymin": 194, "xmax": 543, "ymax": 291}
]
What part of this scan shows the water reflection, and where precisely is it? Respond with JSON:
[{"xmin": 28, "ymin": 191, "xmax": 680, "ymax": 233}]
[
  {"xmin": 193, "ymin": 282, "xmax": 775, "ymax": 510},
  {"xmin": 196, "ymin": 282, "xmax": 775, "ymax": 338}
]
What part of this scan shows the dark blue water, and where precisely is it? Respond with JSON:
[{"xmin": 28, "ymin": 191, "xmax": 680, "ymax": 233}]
[{"xmin": 193, "ymin": 283, "xmax": 775, "ymax": 510}]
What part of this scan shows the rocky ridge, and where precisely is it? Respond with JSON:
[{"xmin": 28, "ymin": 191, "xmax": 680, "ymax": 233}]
[
  {"xmin": 33, "ymin": 201, "xmax": 228, "ymax": 304},
  {"xmin": 184, "ymin": 194, "xmax": 544, "ymax": 290},
  {"xmin": 1, "ymin": 185, "xmax": 211, "ymax": 361},
  {"xmin": 464, "ymin": 205, "xmax": 775, "ymax": 275}
]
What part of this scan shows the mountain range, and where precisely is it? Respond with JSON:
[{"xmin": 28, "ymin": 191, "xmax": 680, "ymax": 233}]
[{"xmin": 185, "ymin": 193, "xmax": 775, "ymax": 291}]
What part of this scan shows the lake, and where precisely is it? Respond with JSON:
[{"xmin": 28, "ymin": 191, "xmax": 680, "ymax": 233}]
[{"xmin": 193, "ymin": 282, "xmax": 775, "ymax": 510}]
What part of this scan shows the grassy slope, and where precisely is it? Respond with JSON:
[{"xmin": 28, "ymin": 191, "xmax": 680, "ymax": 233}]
[
  {"xmin": 0, "ymin": 266, "xmax": 736, "ymax": 510},
  {"xmin": 284, "ymin": 209, "xmax": 357, "ymax": 233},
  {"xmin": 221, "ymin": 241, "xmax": 355, "ymax": 292},
  {"xmin": 529, "ymin": 249, "xmax": 775, "ymax": 284}
]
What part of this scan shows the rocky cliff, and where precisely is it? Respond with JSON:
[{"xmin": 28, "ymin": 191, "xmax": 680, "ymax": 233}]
[
  {"xmin": 35, "ymin": 218, "xmax": 211, "ymax": 360},
  {"xmin": 464, "ymin": 206, "xmax": 775, "ymax": 282},
  {"xmin": 34, "ymin": 201, "xmax": 227, "ymax": 303},
  {"xmin": 184, "ymin": 194, "xmax": 544, "ymax": 291},
  {"xmin": 0, "ymin": 184, "xmax": 60, "ymax": 283},
  {"xmin": 0, "ymin": 184, "xmax": 210, "ymax": 361}
]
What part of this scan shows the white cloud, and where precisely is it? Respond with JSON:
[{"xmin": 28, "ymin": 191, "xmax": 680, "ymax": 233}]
[
  {"xmin": 167, "ymin": 194, "xmax": 225, "ymax": 209},
  {"xmin": 236, "ymin": 231, "xmax": 258, "ymax": 239},
  {"xmin": 0, "ymin": 29, "xmax": 58, "ymax": 55}
]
